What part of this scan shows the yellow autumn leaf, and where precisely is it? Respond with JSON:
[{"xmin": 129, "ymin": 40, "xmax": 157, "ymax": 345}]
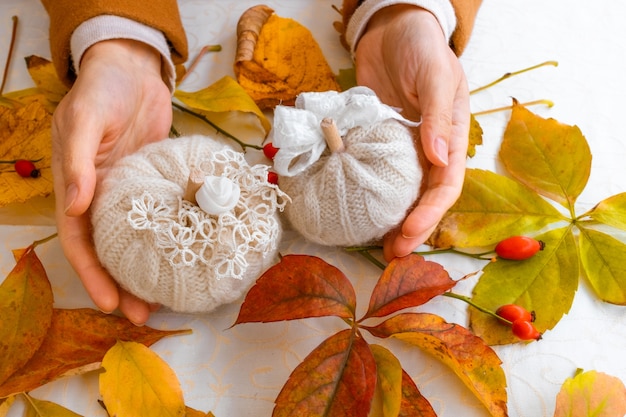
[
  {"xmin": 174, "ymin": 75, "xmax": 271, "ymax": 135},
  {"xmin": 24, "ymin": 394, "xmax": 83, "ymax": 417},
  {"xmin": 554, "ymin": 370, "xmax": 626, "ymax": 417},
  {"xmin": 25, "ymin": 55, "xmax": 69, "ymax": 107},
  {"xmin": 0, "ymin": 100, "xmax": 53, "ymax": 207},
  {"xmin": 0, "ymin": 396, "xmax": 15, "ymax": 417},
  {"xmin": 369, "ymin": 344, "xmax": 403, "ymax": 417},
  {"xmin": 185, "ymin": 407, "xmax": 215, "ymax": 417},
  {"xmin": 234, "ymin": 5, "xmax": 340, "ymax": 109},
  {"xmin": 99, "ymin": 340, "xmax": 185, "ymax": 417}
]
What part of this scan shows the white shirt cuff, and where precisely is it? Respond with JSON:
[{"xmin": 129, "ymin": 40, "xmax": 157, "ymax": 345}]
[
  {"xmin": 70, "ymin": 15, "xmax": 176, "ymax": 92},
  {"xmin": 345, "ymin": 0, "xmax": 457, "ymax": 56}
]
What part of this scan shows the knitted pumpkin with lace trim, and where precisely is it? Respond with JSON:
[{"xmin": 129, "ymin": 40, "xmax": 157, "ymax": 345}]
[
  {"xmin": 91, "ymin": 135, "xmax": 288, "ymax": 313},
  {"xmin": 271, "ymin": 87, "xmax": 422, "ymax": 246}
]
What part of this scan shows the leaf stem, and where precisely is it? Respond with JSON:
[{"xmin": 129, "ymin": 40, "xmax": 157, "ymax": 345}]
[
  {"xmin": 469, "ymin": 60, "xmax": 558, "ymax": 95},
  {"xmin": 346, "ymin": 245, "xmax": 494, "ymax": 260},
  {"xmin": 1, "ymin": 16, "xmax": 19, "ymax": 95},
  {"xmin": 472, "ymin": 99, "xmax": 554, "ymax": 117},
  {"xmin": 32, "ymin": 232, "xmax": 58, "ymax": 248},
  {"xmin": 442, "ymin": 292, "xmax": 511, "ymax": 324},
  {"xmin": 171, "ymin": 101, "xmax": 262, "ymax": 151},
  {"xmin": 352, "ymin": 248, "xmax": 387, "ymax": 270},
  {"xmin": 179, "ymin": 44, "xmax": 222, "ymax": 84}
]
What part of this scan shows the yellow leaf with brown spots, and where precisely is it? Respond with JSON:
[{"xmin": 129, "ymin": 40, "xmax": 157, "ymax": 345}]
[
  {"xmin": 0, "ymin": 101, "xmax": 53, "ymax": 207},
  {"xmin": 25, "ymin": 55, "xmax": 69, "ymax": 107},
  {"xmin": 234, "ymin": 5, "xmax": 340, "ymax": 109}
]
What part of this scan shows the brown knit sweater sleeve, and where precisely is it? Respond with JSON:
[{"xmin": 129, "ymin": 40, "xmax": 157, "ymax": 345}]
[
  {"xmin": 339, "ymin": 0, "xmax": 482, "ymax": 55},
  {"xmin": 40, "ymin": 0, "xmax": 188, "ymax": 85}
]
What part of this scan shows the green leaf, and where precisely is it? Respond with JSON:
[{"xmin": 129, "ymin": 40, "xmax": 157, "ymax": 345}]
[
  {"xmin": 586, "ymin": 192, "xmax": 626, "ymax": 231},
  {"xmin": 369, "ymin": 344, "xmax": 403, "ymax": 417},
  {"xmin": 554, "ymin": 370, "xmax": 626, "ymax": 417},
  {"xmin": 578, "ymin": 227, "xmax": 626, "ymax": 305},
  {"xmin": 469, "ymin": 227, "xmax": 579, "ymax": 345},
  {"xmin": 500, "ymin": 100, "xmax": 591, "ymax": 209},
  {"xmin": 429, "ymin": 168, "xmax": 567, "ymax": 248}
]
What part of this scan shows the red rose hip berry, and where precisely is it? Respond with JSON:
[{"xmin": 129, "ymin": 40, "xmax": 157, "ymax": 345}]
[
  {"xmin": 496, "ymin": 304, "xmax": 535, "ymax": 323},
  {"xmin": 267, "ymin": 171, "xmax": 278, "ymax": 185},
  {"xmin": 263, "ymin": 143, "xmax": 279, "ymax": 160},
  {"xmin": 511, "ymin": 319, "xmax": 542, "ymax": 341},
  {"xmin": 14, "ymin": 159, "xmax": 40, "ymax": 178},
  {"xmin": 495, "ymin": 236, "xmax": 544, "ymax": 260}
]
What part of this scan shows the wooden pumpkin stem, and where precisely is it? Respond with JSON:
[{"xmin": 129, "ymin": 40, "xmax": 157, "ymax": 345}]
[
  {"xmin": 183, "ymin": 167, "xmax": 206, "ymax": 204},
  {"xmin": 320, "ymin": 117, "xmax": 345, "ymax": 153}
]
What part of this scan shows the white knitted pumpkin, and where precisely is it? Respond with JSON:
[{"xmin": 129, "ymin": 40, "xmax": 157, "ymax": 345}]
[
  {"xmin": 91, "ymin": 135, "xmax": 288, "ymax": 313},
  {"xmin": 271, "ymin": 87, "xmax": 422, "ymax": 246}
]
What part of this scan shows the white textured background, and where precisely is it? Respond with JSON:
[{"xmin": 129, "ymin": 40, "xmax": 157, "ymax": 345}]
[{"xmin": 1, "ymin": 1, "xmax": 626, "ymax": 416}]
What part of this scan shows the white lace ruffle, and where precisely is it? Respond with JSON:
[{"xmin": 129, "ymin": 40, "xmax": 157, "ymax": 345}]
[{"xmin": 126, "ymin": 148, "xmax": 288, "ymax": 280}]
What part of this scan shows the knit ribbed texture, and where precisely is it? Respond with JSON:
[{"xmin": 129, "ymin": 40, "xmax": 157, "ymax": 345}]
[
  {"xmin": 280, "ymin": 119, "xmax": 421, "ymax": 246},
  {"xmin": 91, "ymin": 135, "xmax": 287, "ymax": 313}
]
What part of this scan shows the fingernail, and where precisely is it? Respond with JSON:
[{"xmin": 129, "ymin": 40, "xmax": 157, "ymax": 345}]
[
  {"xmin": 434, "ymin": 137, "xmax": 449, "ymax": 166},
  {"xmin": 64, "ymin": 183, "xmax": 78, "ymax": 213}
]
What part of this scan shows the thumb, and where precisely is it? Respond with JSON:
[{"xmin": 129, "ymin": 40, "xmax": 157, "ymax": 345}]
[
  {"xmin": 418, "ymin": 86, "xmax": 454, "ymax": 168},
  {"xmin": 51, "ymin": 116, "xmax": 99, "ymax": 217}
]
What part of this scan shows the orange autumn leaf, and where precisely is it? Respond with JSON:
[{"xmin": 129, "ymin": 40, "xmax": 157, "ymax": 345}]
[
  {"xmin": 0, "ymin": 100, "xmax": 53, "ymax": 207},
  {"xmin": 398, "ymin": 370, "xmax": 437, "ymax": 417},
  {"xmin": 0, "ymin": 308, "xmax": 191, "ymax": 398},
  {"xmin": 0, "ymin": 245, "xmax": 53, "ymax": 387},
  {"xmin": 362, "ymin": 254, "xmax": 456, "ymax": 320},
  {"xmin": 100, "ymin": 340, "xmax": 186, "ymax": 417},
  {"xmin": 233, "ymin": 254, "xmax": 357, "ymax": 325},
  {"xmin": 185, "ymin": 407, "xmax": 215, "ymax": 417},
  {"xmin": 234, "ymin": 5, "xmax": 340, "ymax": 109},
  {"xmin": 365, "ymin": 312, "xmax": 508, "ymax": 417},
  {"xmin": 273, "ymin": 329, "xmax": 376, "ymax": 417}
]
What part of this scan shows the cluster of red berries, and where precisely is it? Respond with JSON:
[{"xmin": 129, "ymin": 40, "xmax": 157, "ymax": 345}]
[
  {"xmin": 1, "ymin": 159, "xmax": 41, "ymax": 178},
  {"xmin": 496, "ymin": 304, "xmax": 542, "ymax": 341},
  {"xmin": 263, "ymin": 143, "xmax": 280, "ymax": 185}
]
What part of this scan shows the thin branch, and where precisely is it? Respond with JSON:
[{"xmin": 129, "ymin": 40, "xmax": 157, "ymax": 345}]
[
  {"xmin": 171, "ymin": 101, "xmax": 261, "ymax": 151},
  {"xmin": 1, "ymin": 16, "xmax": 19, "ymax": 95},
  {"xmin": 472, "ymin": 99, "xmax": 554, "ymax": 117},
  {"xmin": 469, "ymin": 60, "xmax": 558, "ymax": 95}
]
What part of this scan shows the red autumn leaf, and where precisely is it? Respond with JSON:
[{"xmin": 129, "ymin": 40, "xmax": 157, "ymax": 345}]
[
  {"xmin": 0, "ymin": 245, "xmax": 53, "ymax": 386},
  {"xmin": 273, "ymin": 329, "xmax": 376, "ymax": 417},
  {"xmin": 364, "ymin": 312, "xmax": 507, "ymax": 417},
  {"xmin": 0, "ymin": 308, "xmax": 191, "ymax": 398},
  {"xmin": 233, "ymin": 254, "xmax": 356, "ymax": 325},
  {"xmin": 398, "ymin": 369, "xmax": 437, "ymax": 417},
  {"xmin": 362, "ymin": 254, "xmax": 456, "ymax": 320}
]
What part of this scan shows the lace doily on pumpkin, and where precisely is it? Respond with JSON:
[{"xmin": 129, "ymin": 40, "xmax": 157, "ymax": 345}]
[{"xmin": 126, "ymin": 149, "xmax": 289, "ymax": 280}]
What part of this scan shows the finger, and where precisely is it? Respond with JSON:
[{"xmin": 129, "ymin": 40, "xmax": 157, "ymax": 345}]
[
  {"xmin": 118, "ymin": 290, "xmax": 152, "ymax": 326},
  {"xmin": 414, "ymin": 55, "xmax": 464, "ymax": 167},
  {"xmin": 56, "ymin": 211, "xmax": 120, "ymax": 313},
  {"xmin": 51, "ymin": 102, "xmax": 100, "ymax": 216}
]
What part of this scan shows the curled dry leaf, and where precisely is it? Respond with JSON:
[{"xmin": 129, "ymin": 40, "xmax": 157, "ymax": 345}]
[
  {"xmin": 273, "ymin": 329, "xmax": 376, "ymax": 417},
  {"xmin": 0, "ymin": 100, "xmax": 53, "ymax": 207},
  {"xmin": 233, "ymin": 254, "xmax": 357, "ymax": 325},
  {"xmin": 100, "ymin": 340, "xmax": 185, "ymax": 417},
  {"xmin": 234, "ymin": 5, "xmax": 340, "ymax": 109},
  {"xmin": 0, "ymin": 245, "xmax": 53, "ymax": 387},
  {"xmin": 0, "ymin": 308, "xmax": 191, "ymax": 398},
  {"xmin": 365, "ymin": 312, "xmax": 508, "ymax": 417}
]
